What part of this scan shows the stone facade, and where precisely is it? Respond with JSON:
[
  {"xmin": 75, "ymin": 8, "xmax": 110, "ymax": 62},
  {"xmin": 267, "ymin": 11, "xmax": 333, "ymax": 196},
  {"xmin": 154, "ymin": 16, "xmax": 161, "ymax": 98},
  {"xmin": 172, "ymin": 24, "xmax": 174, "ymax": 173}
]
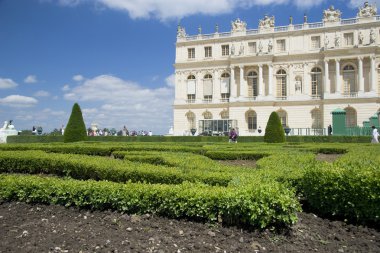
[{"xmin": 173, "ymin": 3, "xmax": 380, "ymax": 136}]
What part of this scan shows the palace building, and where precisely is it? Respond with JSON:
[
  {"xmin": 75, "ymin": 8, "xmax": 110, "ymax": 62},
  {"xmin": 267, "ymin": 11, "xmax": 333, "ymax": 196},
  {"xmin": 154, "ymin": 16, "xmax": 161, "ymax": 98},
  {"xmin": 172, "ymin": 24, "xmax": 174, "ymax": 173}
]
[{"xmin": 173, "ymin": 2, "xmax": 380, "ymax": 136}]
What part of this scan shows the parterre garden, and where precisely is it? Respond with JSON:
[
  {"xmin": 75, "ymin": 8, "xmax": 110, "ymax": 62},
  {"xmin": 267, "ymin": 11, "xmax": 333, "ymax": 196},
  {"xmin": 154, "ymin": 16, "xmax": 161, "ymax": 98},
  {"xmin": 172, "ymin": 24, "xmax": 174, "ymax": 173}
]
[{"xmin": 0, "ymin": 141, "xmax": 379, "ymax": 230}]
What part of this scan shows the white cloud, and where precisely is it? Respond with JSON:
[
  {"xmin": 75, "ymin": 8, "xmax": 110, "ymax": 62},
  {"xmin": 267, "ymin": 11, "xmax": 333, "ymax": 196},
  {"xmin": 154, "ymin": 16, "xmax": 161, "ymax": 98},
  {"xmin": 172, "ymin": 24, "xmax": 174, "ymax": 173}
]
[
  {"xmin": 34, "ymin": 90, "xmax": 50, "ymax": 97},
  {"xmin": 45, "ymin": 0, "xmax": 326, "ymax": 20},
  {"xmin": 24, "ymin": 75, "xmax": 38, "ymax": 84},
  {"xmin": 62, "ymin": 84, "xmax": 70, "ymax": 91},
  {"xmin": 165, "ymin": 74, "xmax": 175, "ymax": 88},
  {"xmin": 0, "ymin": 95, "xmax": 38, "ymax": 108},
  {"xmin": 64, "ymin": 74, "xmax": 174, "ymax": 134},
  {"xmin": 348, "ymin": 1, "xmax": 380, "ymax": 8},
  {"xmin": 73, "ymin": 74, "xmax": 84, "ymax": 82},
  {"xmin": 0, "ymin": 78, "xmax": 18, "ymax": 89}
]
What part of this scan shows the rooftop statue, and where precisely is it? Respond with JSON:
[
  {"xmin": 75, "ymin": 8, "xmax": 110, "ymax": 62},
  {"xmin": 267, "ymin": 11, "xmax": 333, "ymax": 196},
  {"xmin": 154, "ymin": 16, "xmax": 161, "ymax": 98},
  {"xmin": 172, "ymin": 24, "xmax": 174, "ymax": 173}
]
[
  {"xmin": 259, "ymin": 15, "xmax": 275, "ymax": 29},
  {"xmin": 323, "ymin": 5, "xmax": 341, "ymax": 22},
  {"xmin": 177, "ymin": 25, "xmax": 187, "ymax": 38},
  {"xmin": 231, "ymin": 18, "xmax": 247, "ymax": 32},
  {"xmin": 357, "ymin": 1, "xmax": 377, "ymax": 18}
]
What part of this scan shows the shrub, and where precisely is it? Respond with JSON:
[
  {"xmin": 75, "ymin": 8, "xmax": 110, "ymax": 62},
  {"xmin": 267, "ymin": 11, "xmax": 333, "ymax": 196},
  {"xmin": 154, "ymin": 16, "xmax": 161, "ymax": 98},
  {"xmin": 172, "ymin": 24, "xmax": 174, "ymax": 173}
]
[
  {"xmin": 64, "ymin": 103, "xmax": 87, "ymax": 143},
  {"xmin": 264, "ymin": 112, "xmax": 285, "ymax": 143}
]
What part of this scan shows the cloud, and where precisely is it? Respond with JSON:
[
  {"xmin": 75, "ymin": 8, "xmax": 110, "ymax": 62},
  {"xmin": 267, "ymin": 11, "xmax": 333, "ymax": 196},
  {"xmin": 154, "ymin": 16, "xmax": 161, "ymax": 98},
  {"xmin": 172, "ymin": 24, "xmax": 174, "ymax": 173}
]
[
  {"xmin": 34, "ymin": 90, "xmax": 50, "ymax": 97},
  {"xmin": 62, "ymin": 84, "xmax": 70, "ymax": 91},
  {"xmin": 64, "ymin": 74, "xmax": 174, "ymax": 133},
  {"xmin": 45, "ymin": 0, "xmax": 327, "ymax": 20},
  {"xmin": 73, "ymin": 75, "xmax": 84, "ymax": 82},
  {"xmin": 24, "ymin": 75, "xmax": 38, "ymax": 84},
  {"xmin": 0, "ymin": 95, "xmax": 38, "ymax": 108},
  {"xmin": 0, "ymin": 78, "xmax": 18, "ymax": 89},
  {"xmin": 348, "ymin": 1, "xmax": 380, "ymax": 8},
  {"xmin": 165, "ymin": 74, "xmax": 175, "ymax": 88}
]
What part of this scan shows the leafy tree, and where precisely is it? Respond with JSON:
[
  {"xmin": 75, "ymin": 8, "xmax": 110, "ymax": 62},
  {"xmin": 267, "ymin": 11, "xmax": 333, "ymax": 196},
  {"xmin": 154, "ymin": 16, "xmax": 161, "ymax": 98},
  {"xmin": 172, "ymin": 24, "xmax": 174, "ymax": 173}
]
[
  {"xmin": 264, "ymin": 111, "xmax": 285, "ymax": 143},
  {"xmin": 64, "ymin": 103, "xmax": 87, "ymax": 143}
]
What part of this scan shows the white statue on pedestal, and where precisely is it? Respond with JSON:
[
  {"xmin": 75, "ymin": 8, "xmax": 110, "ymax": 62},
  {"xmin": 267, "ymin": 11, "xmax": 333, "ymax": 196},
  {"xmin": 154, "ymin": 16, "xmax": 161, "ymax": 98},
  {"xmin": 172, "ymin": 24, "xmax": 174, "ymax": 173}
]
[
  {"xmin": 0, "ymin": 120, "xmax": 18, "ymax": 143},
  {"xmin": 231, "ymin": 18, "xmax": 247, "ymax": 33},
  {"xmin": 323, "ymin": 6, "xmax": 341, "ymax": 23},
  {"xmin": 259, "ymin": 15, "xmax": 275, "ymax": 29},
  {"xmin": 357, "ymin": 2, "xmax": 377, "ymax": 18},
  {"xmin": 177, "ymin": 25, "xmax": 187, "ymax": 39}
]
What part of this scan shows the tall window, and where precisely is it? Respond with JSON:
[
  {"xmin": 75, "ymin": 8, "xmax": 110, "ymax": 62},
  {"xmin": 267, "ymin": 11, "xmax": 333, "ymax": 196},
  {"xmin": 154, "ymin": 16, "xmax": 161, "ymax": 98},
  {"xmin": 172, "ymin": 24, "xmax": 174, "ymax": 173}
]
[
  {"xmin": 203, "ymin": 74, "xmax": 213, "ymax": 102},
  {"xmin": 311, "ymin": 36, "xmax": 321, "ymax": 49},
  {"xmin": 222, "ymin": 45, "xmax": 229, "ymax": 56},
  {"xmin": 187, "ymin": 75, "xmax": 196, "ymax": 103},
  {"xmin": 188, "ymin": 48, "xmax": 195, "ymax": 59},
  {"xmin": 247, "ymin": 71, "xmax": 258, "ymax": 97},
  {"xmin": 311, "ymin": 109, "xmax": 322, "ymax": 129},
  {"xmin": 277, "ymin": 110, "xmax": 288, "ymax": 127},
  {"xmin": 276, "ymin": 39, "xmax": 286, "ymax": 52},
  {"xmin": 343, "ymin": 65, "xmax": 356, "ymax": 95},
  {"xmin": 345, "ymin": 107, "xmax": 357, "ymax": 127},
  {"xmin": 276, "ymin": 69, "xmax": 287, "ymax": 99},
  {"xmin": 311, "ymin": 67, "xmax": 322, "ymax": 97},
  {"xmin": 221, "ymin": 72, "xmax": 230, "ymax": 101},
  {"xmin": 344, "ymin": 33, "xmax": 354, "ymax": 46},
  {"xmin": 248, "ymin": 42, "xmax": 256, "ymax": 54},
  {"xmin": 186, "ymin": 111, "xmax": 196, "ymax": 130},
  {"xmin": 246, "ymin": 110, "xmax": 257, "ymax": 131},
  {"xmin": 204, "ymin": 46, "xmax": 212, "ymax": 58}
]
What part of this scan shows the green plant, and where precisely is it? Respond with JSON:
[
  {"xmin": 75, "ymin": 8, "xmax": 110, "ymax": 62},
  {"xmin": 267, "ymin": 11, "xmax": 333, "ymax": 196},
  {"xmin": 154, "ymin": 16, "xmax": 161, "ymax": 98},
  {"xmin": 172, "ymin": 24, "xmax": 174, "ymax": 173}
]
[
  {"xmin": 264, "ymin": 112, "xmax": 285, "ymax": 143},
  {"xmin": 64, "ymin": 103, "xmax": 87, "ymax": 143}
]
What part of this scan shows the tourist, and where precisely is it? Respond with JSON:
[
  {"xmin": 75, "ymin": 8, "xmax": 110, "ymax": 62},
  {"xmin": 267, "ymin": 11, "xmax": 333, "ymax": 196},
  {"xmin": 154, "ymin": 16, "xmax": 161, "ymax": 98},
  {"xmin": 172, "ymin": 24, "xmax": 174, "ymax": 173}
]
[
  {"xmin": 229, "ymin": 128, "xmax": 238, "ymax": 143},
  {"xmin": 371, "ymin": 126, "xmax": 379, "ymax": 143},
  {"xmin": 328, "ymin": 125, "xmax": 332, "ymax": 136}
]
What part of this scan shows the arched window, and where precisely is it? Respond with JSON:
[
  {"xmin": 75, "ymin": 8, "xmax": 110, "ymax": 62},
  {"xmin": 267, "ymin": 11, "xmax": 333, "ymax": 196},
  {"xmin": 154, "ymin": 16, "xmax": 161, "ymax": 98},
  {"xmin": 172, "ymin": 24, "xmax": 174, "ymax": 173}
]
[
  {"xmin": 311, "ymin": 67, "xmax": 322, "ymax": 97},
  {"xmin": 276, "ymin": 110, "xmax": 288, "ymax": 127},
  {"xmin": 220, "ymin": 110, "xmax": 229, "ymax": 119},
  {"xmin": 203, "ymin": 74, "xmax": 213, "ymax": 102},
  {"xmin": 203, "ymin": 111, "xmax": 212, "ymax": 119},
  {"xmin": 276, "ymin": 69, "xmax": 287, "ymax": 99},
  {"xmin": 246, "ymin": 110, "xmax": 257, "ymax": 131},
  {"xmin": 247, "ymin": 71, "xmax": 258, "ymax": 97},
  {"xmin": 187, "ymin": 75, "xmax": 196, "ymax": 103},
  {"xmin": 220, "ymin": 72, "xmax": 230, "ymax": 102},
  {"xmin": 311, "ymin": 108, "xmax": 322, "ymax": 129},
  {"xmin": 343, "ymin": 64, "xmax": 357, "ymax": 95},
  {"xmin": 345, "ymin": 107, "xmax": 357, "ymax": 127},
  {"xmin": 186, "ymin": 111, "xmax": 196, "ymax": 130}
]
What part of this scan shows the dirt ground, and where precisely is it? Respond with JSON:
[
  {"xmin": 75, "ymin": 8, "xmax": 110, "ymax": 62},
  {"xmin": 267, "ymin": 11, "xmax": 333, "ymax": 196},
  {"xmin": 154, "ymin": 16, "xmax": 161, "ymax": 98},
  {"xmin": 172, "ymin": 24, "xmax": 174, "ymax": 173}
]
[{"xmin": 0, "ymin": 202, "xmax": 379, "ymax": 253}]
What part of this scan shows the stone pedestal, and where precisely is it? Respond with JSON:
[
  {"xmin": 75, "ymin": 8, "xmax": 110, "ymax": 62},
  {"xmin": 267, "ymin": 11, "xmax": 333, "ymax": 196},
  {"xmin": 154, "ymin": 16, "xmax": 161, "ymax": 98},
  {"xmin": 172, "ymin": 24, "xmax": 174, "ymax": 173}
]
[{"xmin": 0, "ymin": 121, "xmax": 18, "ymax": 143}]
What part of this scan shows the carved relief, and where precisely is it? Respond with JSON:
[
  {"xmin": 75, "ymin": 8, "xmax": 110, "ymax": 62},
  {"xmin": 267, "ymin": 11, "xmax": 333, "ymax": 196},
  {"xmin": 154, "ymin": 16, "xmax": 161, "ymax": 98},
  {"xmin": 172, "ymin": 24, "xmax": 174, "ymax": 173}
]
[
  {"xmin": 323, "ymin": 6, "xmax": 341, "ymax": 23},
  {"xmin": 370, "ymin": 28, "xmax": 377, "ymax": 44},
  {"xmin": 357, "ymin": 1, "xmax": 377, "ymax": 18},
  {"xmin": 334, "ymin": 34, "xmax": 340, "ymax": 47},
  {"xmin": 324, "ymin": 35, "xmax": 330, "ymax": 48},
  {"xmin": 358, "ymin": 31, "xmax": 364, "ymax": 45},
  {"xmin": 267, "ymin": 40, "xmax": 273, "ymax": 53},
  {"xmin": 239, "ymin": 42, "xmax": 244, "ymax": 55},
  {"xmin": 258, "ymin": 41, "xmax": 263, "ymax": 54},
  {"xmin": 231, "ymin": 18, "xmax": 247, "ymax": 33},
  {"xmin": 295, "ymin": 76, "xmax": 303, "ymax": 94},
  {"xmin": 259, "ymin": 15, "xmax": 275, "ymax": 29}
]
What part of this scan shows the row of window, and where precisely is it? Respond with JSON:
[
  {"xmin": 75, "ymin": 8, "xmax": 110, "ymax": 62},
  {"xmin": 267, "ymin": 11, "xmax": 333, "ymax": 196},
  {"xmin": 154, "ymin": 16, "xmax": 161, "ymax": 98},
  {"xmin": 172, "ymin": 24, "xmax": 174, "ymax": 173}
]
[{"xmin": 187, "ymin": 33, "xmax": 358, "ymax": 59}]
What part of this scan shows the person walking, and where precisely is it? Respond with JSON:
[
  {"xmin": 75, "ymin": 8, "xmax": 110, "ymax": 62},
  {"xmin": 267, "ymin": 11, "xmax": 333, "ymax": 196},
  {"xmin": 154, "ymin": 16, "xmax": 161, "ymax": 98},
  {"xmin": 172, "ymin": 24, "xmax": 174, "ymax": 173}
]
[
  {"xmin": 371, "ymin": 126, "xmax": 379, "ymax": 143},
  {"xmin": 328, "ymin": 125, "xmax": 332, "ymax": 136}
]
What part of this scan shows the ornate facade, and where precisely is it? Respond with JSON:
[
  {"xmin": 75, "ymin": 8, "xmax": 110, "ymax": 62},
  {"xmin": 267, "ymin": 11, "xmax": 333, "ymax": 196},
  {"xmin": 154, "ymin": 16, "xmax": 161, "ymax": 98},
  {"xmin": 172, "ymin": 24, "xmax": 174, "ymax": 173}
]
[{"xmin": 173, "ymin": 2, "xmax": 380, "ymax": 136}]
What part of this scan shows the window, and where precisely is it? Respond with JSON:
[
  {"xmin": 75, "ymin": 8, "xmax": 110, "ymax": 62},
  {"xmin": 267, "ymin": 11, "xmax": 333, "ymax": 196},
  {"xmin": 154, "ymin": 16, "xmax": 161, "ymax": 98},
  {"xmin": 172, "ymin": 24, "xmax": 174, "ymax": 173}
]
[
  {"xmin": 345, "ymin": 107, "xmax": 357, "ymax": 127},
  {"xmin": 204, "ymin": 46, "xmax": 212, "ymax": 58},
  {"xmin": 246, "ymin": 110, "xmax": 257, "ymax": 131},
  {"xmin": 203, "ymin": 74, "xmax": 213, "ymax": 102},
  {"xmin": 277, "ymin": 110, "xmax": 288, "ymax": 127},
  {"xmin": 248, "ymin": 42, "xmax": 256, "ymax": 54},
  {"xmin": 343, "ymin": 65, "xmax": 356, "ymax": 95},
  {"xmin": 311, "ymin": 109, "xmax": 322, "ymax": 129},
  {"xmin": 311, "ymin": 36, "xmax": 321, "ymax": 49},
  {"xmin": 188, "ymin": 48, "xmax": 195, "ymax": 59},
  {"xmin": 247, "ymin": 71, "xmax": 258, "ymax": 97},
  {"xmin": 276, "ymin": 69, "xmax": 287, "ymax": 99},
  {"xmin": 221, "ymin": 72, "xmax": 230, "ymax": 101},
  {"xmin": 276, "ymin": 39, "xmax": 286, "ymax": 52},
  {"xmin": 311, "ymin": 67, "xmax": 322, "ymax": 97},
  {"xmin": 222, "ymin": 45, "xmax": 229, "ymax": 56},
  {"xmin": 344, "ymin": 33, "xmax": 354, "ymax": 46},
  {"xmin": 187, "ymin": 75, "xmax": 196, "ymax": 103}
]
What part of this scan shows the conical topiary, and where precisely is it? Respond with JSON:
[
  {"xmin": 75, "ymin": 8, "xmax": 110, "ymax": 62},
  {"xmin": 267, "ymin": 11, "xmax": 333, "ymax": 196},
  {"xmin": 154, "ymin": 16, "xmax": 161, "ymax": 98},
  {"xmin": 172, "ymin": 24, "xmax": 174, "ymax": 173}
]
[
  {"xmin": 64, "ymin": 103, "xmax": 87, "ymax": 143},
  {"xmin": 264, "ymin": 111, "xmax": 285, "ymax": 143}
]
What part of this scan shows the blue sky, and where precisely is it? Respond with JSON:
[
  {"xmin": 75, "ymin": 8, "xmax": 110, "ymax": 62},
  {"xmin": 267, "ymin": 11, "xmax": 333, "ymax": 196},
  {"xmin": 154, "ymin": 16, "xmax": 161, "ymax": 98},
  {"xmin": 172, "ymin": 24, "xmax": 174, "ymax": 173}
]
[{"xmin": 0, "ymin": 0, "xmax": 376, "ymax": 134}]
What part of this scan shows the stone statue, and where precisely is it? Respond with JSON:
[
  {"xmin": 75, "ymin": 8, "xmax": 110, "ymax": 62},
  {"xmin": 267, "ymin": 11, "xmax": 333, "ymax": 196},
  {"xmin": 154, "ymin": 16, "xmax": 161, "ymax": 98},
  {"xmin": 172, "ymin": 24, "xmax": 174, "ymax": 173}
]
[
  {"xmin": 357, "ymin": 1, "xmax": 377, "ymax": 18},
  {"xmin": 335, "ymin": 34, "xmax": 340, "ymax": 47},
  {"xmin": 258, "ymin": 41, "xmax": 263, "ymax": 53},
  {"xmin": 259, "ymin": 15, "xmax": 275, "ymax": 29},
  {"xmin": 324, "ymin": 35, "xmax": 329, "ymax": 48},
  {"xmin": 268, "ymin": 40, "xmax": 273, "ymax": 53},
  {"xmin": 1, "ymin": 121, "xmax": 9, "ymax": 130},
  {"xmin": 323, "ymin": 5, "xmax": 342, "ymax": 22},
  {"xmin": 177, "ymin": 25, "xmax": 186, "ymax": 38},
  {"xmin": 231, "ymin": 18, "xmax": 247, "ymax": 33},
  {"xmin": 231, "ymin": 44, "xmax": 235, "ymax": 55},
  {"xmin": 358, "ymin": 31, "xmax": 364, "ymax": 45},
  {"xmin": 239, "ymin": 42, "xmax": 244, "ymax": 55},
  {"xmin": 198, "ymin": 26, "xmax": 202, "ymax": 34},
  {"xmin": 295, "ymin": 77, "xmax": 302, "ymax": 94},
  {"xmin": 370, "ymin": 28, "xmax": 377, "ymax": 44}
]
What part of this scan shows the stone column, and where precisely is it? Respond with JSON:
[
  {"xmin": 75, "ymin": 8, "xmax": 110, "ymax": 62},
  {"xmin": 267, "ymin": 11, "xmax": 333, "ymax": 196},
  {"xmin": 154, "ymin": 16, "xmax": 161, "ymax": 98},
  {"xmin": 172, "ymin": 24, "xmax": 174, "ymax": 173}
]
[
  {"xmin": 370, "ymin": 55, "xmax": 376, "ymax": 92},
  {"xmin": 268, "ymin": 64, "xmax": 273, "ymax": 96},
  {"xmin": 230, "ymin": 66, "xmax": 236, "ymax": 98},
  {"xmin": 324, "ymin": 59, "xmax": 330, "ymax": 94},
  {"xmin": 335, "ymin": 59, "xmax": 341, "ymax": 94},
  {"xmin": 239, "ymin": 65, "xmax": 246, "ymax": 98},
  {"xmin": 358, "ymin": 57, "xmax": 364, "ymax": 93},
  {"xmin": 258, "ymin": 64, "xmax": 263, "ymax": 96}
]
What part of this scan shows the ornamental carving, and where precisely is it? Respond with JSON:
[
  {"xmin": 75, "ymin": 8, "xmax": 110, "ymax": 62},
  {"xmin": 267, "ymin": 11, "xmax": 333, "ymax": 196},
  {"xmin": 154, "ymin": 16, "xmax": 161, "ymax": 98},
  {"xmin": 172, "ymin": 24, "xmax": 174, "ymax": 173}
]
[
  {"xmin": 370, "ymin": 29, "xmax": 377, "ymax": 44},
  {"xmin": 177, "ymin": 25, "xmax": 187, "ymax": 38},
  {"xmin": 323, "ymin": 6, "xmax": 341, "ymax": 23},
  {"xmin": 231, "ymin": 18, "xmax": 247, "ymax": 33},
  {"xmin": 259, "ymin": 15, "xmax": 275, "ymax": 29},
  {"xmin": 357, "ymin": 2, "xmax": 377, "ymax": 18}
]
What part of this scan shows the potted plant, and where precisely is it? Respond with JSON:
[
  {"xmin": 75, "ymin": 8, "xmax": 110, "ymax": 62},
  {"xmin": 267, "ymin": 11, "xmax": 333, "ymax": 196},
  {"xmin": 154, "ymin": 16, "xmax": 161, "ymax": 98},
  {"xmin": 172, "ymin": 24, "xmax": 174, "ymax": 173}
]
[
  {"xmin": 284, "ymin": 126, "xmax": 291, "ymax": 136},
  {"xmin": 190, "ymin": 128, "xmax": 197, "ymax": 136}
]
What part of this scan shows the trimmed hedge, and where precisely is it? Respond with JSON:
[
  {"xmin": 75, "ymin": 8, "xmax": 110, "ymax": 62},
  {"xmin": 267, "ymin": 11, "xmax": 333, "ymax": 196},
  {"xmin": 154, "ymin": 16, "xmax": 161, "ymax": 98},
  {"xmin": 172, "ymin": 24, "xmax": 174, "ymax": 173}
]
[
  {"xmin": 64, "ymin": 103, "xmax": 87, "ymax": 143},
  {"xmin": 264, "ymin": 112, "xmax": 285, "ymax": 143}
]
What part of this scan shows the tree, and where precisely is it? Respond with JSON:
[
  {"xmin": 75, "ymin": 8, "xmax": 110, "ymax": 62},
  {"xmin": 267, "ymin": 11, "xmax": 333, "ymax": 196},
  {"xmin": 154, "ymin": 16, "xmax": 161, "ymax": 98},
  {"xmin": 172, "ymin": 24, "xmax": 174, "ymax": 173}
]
[
  {"xmin": 64, "ymin": 103, "xmax": 87, "ymax": 143},
  {"xmin": 264, "ymin": 111, "xmax": 285, "ymax": 143}
]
